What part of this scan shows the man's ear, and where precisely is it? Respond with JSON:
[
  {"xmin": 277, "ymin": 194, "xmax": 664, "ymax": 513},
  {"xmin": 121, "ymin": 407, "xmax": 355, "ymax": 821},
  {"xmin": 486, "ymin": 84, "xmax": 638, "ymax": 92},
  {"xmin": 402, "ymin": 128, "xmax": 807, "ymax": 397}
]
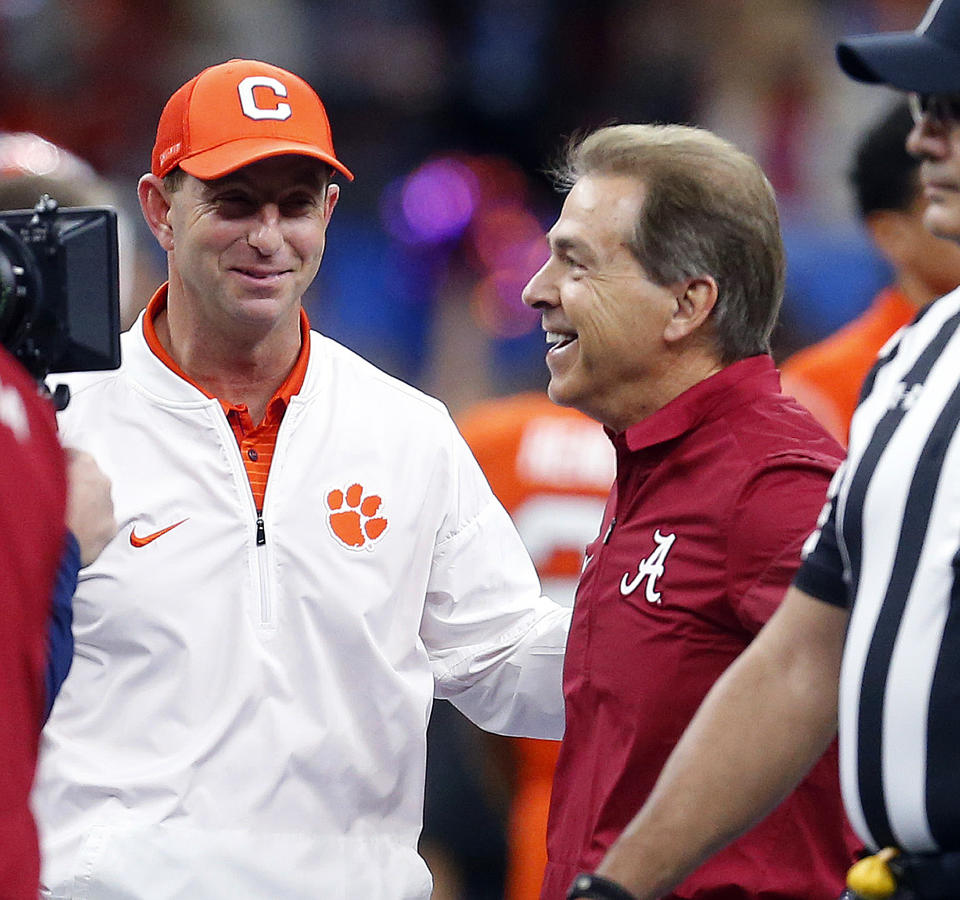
[
  {"xmin": 664, "ymin": 276, "xmax": 718, "ymax": 343},
  {"xmin": 137, "ymin": 174, "xmax": 175, "ymax": 252},
  {"xmin": 323, "ymin": 182, "xmax": 340, "ymax": 223}
]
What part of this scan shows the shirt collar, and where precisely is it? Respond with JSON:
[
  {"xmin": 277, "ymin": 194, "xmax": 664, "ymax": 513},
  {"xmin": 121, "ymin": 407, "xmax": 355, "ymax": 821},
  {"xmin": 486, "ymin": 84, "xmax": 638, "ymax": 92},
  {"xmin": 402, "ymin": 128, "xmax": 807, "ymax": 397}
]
[
  {"xmin": 612, "ymin": 354, "xmax": 781, "ymax": 453},
  {"xmin": 141, "ymin": 282, "xmax": 311, "ymax": 416}
]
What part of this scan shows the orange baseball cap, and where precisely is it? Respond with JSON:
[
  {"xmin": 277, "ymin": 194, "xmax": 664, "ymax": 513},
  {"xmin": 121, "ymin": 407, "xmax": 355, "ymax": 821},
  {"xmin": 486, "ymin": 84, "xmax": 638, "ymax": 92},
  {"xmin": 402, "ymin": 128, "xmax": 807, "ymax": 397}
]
[{"xmin": 151, "ymin": 58, "xmax": 353, "ymax": 181}]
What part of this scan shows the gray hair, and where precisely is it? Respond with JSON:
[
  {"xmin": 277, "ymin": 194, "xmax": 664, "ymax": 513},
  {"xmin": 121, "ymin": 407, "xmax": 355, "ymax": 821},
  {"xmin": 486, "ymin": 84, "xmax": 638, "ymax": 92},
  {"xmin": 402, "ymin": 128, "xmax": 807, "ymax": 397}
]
[{"xmin": 554, "ymin": 123, "xmax": 786, "ymax": 364}]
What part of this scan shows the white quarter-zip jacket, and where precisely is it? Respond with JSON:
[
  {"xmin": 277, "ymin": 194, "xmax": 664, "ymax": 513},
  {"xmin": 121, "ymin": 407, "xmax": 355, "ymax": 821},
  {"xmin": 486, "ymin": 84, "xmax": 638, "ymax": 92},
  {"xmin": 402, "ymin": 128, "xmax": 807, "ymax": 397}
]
[{"xmin": 34, "ymin": 313, "xmax": 570, "ymax": 899}]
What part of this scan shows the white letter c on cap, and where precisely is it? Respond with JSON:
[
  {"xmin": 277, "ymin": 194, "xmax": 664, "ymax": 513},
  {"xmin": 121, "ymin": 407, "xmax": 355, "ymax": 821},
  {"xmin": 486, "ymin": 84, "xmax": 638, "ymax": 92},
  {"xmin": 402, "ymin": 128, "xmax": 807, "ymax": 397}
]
[{"xmin": 238, "ymin": 76, "xmax": 292, "ymax": 121}]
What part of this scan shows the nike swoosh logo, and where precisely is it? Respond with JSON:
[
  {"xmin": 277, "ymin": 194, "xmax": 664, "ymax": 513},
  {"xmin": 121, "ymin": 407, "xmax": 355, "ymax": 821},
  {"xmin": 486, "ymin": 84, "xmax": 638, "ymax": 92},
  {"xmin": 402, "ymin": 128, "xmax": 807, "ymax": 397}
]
[{"xmin": 129, "ymin": 518, "xmax": 189, "ymax": 548}]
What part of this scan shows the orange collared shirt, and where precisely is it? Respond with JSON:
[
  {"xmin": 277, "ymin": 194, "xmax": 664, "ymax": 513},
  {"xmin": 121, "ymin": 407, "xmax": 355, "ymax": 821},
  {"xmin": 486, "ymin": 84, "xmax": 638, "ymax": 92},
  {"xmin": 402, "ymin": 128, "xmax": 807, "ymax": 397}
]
[{"xmin": 142, "ymin": 284, "xmax": 310, "ymax": 510}]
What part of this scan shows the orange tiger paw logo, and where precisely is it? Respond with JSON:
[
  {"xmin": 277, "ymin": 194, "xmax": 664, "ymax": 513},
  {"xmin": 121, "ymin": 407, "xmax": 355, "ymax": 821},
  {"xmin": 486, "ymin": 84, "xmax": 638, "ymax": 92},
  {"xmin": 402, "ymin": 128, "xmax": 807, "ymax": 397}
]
[{"xmin": 326, "ymin": 483, "xmax": 388, "ymax": 549}]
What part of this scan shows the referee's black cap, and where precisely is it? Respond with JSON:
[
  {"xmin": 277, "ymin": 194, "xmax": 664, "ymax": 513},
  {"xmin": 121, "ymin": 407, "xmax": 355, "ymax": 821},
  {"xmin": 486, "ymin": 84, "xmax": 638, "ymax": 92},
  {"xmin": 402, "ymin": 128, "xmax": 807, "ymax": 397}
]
[{"xmin": 837, "ymin": 0, "xmax": 960, "ymax": 93}]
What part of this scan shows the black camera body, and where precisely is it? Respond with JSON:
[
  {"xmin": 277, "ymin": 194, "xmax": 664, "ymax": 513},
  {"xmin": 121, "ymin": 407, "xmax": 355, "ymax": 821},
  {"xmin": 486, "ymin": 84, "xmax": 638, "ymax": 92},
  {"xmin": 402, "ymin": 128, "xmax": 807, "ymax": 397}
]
[{"xmin": 0, "ymin": 195, "xmax": 121, "ymax": 406}]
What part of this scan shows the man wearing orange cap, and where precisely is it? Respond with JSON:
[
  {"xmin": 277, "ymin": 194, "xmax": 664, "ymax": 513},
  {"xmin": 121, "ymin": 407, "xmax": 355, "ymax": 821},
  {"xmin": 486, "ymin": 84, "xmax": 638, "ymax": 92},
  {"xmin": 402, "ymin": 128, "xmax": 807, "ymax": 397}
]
[{"xmin": 31, "ymin": 59, "xmax": 570, "ymax": 899}]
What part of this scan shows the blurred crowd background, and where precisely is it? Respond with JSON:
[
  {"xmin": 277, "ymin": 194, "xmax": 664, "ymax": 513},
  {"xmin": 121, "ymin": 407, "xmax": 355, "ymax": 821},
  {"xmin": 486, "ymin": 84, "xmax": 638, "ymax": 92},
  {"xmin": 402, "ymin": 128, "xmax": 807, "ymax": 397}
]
[
  {"xmin": 0, "ymin": 0, "xmax": 930, "ymax": 416},
  {"xmin": 0, "ymin": 2, "xmax": 937, "ymax": 898}
]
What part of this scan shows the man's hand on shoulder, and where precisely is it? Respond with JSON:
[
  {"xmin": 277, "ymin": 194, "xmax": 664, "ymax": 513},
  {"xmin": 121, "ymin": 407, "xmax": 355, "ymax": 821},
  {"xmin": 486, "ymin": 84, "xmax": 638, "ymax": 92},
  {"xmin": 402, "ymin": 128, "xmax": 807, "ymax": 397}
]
[{"xmin": 65, "ymin": 448, "xmax": 117, "ymax": 567}]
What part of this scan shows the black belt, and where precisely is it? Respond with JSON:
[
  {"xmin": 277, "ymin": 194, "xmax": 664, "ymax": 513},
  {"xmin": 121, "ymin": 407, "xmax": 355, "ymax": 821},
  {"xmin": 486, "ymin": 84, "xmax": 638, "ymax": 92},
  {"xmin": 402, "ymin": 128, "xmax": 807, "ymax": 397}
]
[{"xmin": 896, "ymin": 851, "xmax": 960, "ymax": 899}]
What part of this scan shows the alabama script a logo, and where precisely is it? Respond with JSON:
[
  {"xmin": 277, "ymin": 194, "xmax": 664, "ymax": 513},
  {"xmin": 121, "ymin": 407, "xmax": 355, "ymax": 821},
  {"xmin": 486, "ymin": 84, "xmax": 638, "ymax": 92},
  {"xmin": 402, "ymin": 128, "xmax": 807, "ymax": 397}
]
[{"xmin": 620, "ymin": 529, "xmax": 676, "ymax": 606}]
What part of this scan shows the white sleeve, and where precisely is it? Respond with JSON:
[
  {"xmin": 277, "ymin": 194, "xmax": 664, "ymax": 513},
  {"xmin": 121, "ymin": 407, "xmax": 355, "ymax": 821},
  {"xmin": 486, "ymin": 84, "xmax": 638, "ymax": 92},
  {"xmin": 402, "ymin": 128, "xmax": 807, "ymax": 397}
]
[{"xmin": 421, "ymin": 427, "xmax": 570, "ymax": 740}]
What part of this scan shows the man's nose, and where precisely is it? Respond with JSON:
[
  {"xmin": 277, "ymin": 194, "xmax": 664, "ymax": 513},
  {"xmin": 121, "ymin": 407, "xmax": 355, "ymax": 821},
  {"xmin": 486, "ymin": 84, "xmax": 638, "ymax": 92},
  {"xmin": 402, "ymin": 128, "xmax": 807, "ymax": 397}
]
[
  {"xmin": 906, "ymin": 115, "xmax": 952, "ymax": 161},
  {"xmin": 247, "ymin": 205, "xmax": 284, "ymax": 255},
  {"xmin": 522, "ymin": 259, "xmax": 558, "ymax": 309}
]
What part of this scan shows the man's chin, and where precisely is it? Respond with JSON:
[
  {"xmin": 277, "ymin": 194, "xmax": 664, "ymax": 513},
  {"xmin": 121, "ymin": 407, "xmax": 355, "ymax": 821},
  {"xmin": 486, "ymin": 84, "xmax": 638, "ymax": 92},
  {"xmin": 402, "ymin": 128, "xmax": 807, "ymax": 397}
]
[
  {"xmin": 546, "ymin": 378, "xmax": 578, "ymax": 410},
  {"xmin": 228, "ymin": 295, "xmax": 300, "ymax": 329},
  {"xmin": 924, "ymin": 204, "xmax": 960, "ymax": 244}
]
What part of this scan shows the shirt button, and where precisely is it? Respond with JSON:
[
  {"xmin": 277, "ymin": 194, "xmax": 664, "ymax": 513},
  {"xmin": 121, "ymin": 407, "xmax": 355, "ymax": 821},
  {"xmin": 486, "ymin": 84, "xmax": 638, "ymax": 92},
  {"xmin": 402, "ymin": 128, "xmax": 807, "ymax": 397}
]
[{"xmin": 247, "ymin": 448, "xmax": 259, "ymax": 461}]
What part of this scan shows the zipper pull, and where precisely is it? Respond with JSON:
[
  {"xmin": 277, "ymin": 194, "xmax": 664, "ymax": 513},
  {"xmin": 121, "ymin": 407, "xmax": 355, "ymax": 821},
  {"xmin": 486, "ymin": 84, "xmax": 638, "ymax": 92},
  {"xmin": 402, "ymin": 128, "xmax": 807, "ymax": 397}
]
[{"xmin": 256, "ymin": 514, "xmax": 266, "ymax": 546}]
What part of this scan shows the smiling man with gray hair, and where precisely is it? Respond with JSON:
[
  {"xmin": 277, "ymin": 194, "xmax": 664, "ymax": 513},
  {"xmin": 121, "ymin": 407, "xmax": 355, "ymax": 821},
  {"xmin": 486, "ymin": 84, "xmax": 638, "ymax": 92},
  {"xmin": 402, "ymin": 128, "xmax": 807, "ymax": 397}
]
[
  {"xmin": 564, "ymin": 3, "xmax": 960, "ymax": 898},
  {"xmin": 520, "ymin": 122, "xmax": 855, "ymax": 900}
]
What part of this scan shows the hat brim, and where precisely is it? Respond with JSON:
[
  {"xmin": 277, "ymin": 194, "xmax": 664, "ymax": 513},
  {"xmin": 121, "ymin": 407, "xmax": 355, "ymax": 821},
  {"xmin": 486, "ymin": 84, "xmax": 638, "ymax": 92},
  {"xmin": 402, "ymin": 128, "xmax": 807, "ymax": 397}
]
[
  {"xmin": 177, "ymin": 138, "xmax": 354, "ymax": 182},
  {"xmin": 837, "ymin": 32, "xmax": 960, "ymax": 94}
]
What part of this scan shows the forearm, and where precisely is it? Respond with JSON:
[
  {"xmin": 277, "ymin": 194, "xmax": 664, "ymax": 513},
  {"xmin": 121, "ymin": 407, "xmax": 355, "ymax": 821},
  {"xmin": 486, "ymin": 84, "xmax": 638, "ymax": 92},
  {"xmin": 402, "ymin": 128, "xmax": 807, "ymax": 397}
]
[
  {"xmin": 594, "ymin": 588, "xmax": 848, "ymax": 899},
  {"xmin": 442, "ymin": 601, "xmax": 571, "ymax": 739}
]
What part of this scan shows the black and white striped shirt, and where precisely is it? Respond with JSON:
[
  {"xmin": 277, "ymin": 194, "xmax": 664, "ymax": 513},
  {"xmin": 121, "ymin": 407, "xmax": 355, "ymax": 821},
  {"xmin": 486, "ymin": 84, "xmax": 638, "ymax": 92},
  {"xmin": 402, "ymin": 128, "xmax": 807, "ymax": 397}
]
[{"xmin": 796, "ymin": 287, "xmax": 960, "ymax": 855}]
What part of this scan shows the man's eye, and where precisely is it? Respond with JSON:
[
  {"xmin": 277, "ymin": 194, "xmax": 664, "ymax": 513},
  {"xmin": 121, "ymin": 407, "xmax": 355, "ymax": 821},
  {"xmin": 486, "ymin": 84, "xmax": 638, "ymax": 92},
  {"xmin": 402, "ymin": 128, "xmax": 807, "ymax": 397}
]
[
  {"xmin": 217, "ymin": 196, "xmax": 253, "ymax": 214},
  {"xmin": 281, "ymin": 197, "xmax": 315, "ymax": 215}
]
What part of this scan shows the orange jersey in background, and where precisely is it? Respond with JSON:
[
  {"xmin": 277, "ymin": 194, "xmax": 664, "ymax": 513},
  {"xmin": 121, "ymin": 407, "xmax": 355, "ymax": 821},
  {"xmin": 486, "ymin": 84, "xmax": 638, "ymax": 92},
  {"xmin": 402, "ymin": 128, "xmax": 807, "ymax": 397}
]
[
  {"xmin": 780, "ymin": 287, "xmax": 916, "ymax": 445},
  {"xmin": 457, "ymin": 393, "xmax": 614, "ymax": 900}
]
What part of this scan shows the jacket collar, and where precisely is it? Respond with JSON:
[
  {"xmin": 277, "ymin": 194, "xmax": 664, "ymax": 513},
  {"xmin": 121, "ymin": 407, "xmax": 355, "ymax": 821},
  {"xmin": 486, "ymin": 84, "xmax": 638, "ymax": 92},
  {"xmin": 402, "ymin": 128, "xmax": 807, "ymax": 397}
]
[{"xmin": 126, "ymin": 283, "xmax": 316, "ymax": 406}]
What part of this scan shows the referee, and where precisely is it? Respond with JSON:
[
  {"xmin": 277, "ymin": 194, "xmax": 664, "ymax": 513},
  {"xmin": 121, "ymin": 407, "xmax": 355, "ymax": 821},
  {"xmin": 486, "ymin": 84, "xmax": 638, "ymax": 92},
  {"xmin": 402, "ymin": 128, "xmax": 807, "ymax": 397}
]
[{"xmin": 562, "ymin": 2, "xmax": 960, "ymax": 899}]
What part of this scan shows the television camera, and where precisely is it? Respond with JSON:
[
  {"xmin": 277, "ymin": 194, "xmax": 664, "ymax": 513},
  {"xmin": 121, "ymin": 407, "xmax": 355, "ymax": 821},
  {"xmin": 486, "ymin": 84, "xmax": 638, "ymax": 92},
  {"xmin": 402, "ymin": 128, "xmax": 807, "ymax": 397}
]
[{"xmin": 0, "ymin": 195, "xmax": 120, "ymax": 409}]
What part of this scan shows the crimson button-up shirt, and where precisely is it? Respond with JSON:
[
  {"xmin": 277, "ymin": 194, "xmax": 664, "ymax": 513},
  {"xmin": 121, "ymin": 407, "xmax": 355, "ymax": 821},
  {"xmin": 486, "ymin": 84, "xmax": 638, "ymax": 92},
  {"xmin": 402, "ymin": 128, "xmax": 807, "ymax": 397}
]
[{"xmin": 542, "ymin": 355, "xmax": 859, "ymax": 900}]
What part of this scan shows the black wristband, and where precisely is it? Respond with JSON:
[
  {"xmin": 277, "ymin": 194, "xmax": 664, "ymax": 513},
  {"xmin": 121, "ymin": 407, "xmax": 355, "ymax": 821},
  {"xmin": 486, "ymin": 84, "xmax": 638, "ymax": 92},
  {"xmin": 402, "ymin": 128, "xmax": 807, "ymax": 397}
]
[{"xmin": 566, "ymin": 872, "xmax": 639, "ymax": 900}]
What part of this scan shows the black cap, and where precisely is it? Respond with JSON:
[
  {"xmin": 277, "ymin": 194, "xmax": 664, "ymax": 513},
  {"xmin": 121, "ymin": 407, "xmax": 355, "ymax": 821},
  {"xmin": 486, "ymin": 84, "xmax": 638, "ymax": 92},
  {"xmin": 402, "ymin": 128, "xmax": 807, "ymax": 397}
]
[{"xmin": 837, "ymin": 0, "xmax": 960, "ymax": 93}]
